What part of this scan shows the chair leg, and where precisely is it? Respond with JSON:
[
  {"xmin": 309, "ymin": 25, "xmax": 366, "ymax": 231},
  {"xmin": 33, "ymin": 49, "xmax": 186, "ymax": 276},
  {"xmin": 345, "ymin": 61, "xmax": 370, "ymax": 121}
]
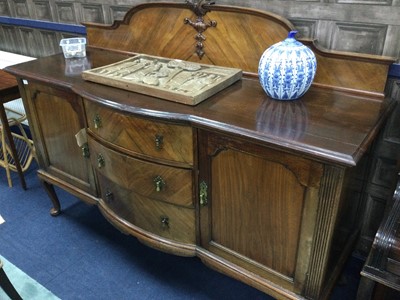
[
  {"xmin": 0, "ymin": 261, "xmax": 23, "ymax": 300},
  {"xmin": 0, "ymin": 127, "xmax": 13, "ymax": 187}
]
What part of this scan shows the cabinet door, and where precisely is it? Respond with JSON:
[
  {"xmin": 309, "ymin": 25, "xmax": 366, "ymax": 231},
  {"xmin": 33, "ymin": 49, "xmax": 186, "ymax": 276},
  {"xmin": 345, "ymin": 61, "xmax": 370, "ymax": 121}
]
[
  {"xmin": 24, "ymin": 82, "xmax": 96, "ymax": 195},
  {"xmin": 198, "ymin": 130, "xmax": 324, "ymax": 292}
]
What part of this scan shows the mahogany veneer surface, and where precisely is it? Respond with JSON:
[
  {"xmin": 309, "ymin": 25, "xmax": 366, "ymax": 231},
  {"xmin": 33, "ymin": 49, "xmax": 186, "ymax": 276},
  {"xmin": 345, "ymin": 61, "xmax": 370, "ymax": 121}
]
[{"xmin": 8, "ymin": 50, "xmax": 392, "ymax": 166}]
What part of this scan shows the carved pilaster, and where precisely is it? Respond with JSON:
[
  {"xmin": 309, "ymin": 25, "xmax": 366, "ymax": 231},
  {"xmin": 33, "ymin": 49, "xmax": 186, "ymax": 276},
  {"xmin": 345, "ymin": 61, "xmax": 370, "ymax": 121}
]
[{"xmin": 304, "ymin": 165, "xmax": 345, "ymax": 298}]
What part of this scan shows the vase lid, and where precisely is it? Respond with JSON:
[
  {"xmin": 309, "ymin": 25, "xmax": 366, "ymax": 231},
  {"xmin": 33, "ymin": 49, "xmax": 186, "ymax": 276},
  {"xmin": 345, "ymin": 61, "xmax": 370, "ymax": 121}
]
[{"xmin": 287, "ymin": 31, "xmax": 298, "ymax": 39}]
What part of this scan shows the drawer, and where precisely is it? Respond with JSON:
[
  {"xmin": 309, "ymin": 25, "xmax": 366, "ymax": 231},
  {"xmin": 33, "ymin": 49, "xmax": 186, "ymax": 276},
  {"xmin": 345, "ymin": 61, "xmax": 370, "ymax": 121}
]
[
  {"xmin": 84, "ymin": 99, "xmax": 193, "ymax": 165},
  {"xmin": 89, "ymin": 137, "xmax": 193, "ymax": 208},
  {"xmin": 98, "ymin": 173, "xmax": 196, "ymax": 244}
]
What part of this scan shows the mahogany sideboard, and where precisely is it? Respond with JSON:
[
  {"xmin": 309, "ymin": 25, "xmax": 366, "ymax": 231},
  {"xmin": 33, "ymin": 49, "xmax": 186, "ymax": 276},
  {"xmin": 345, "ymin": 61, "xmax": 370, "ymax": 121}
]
[{"xmin": 5, "ymin": 2, "xmax": 397, "ymax": 299}]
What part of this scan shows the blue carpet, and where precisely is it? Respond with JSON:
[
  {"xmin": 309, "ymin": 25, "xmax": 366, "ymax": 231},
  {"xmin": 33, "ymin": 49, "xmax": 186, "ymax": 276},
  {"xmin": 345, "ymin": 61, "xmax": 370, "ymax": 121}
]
[{"xmin": 0, "ymin": 161, "xmax": 363, "ymax": 299}]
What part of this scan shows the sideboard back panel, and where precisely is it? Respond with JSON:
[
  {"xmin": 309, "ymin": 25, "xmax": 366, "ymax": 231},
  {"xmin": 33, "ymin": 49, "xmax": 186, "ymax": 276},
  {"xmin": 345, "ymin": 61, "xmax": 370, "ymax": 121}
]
[{"xmin": 85, "ymin": 3, "xmax": 394, "ymax": 96}]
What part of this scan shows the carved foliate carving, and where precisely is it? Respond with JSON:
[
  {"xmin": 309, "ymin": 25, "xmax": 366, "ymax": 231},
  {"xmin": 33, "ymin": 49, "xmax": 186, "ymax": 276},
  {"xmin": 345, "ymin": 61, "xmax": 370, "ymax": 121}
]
[
  {"xmin": 184, "ymin": 0, "xmax": 217, "ymax": 58},
  {"xmin": 185, "ymin": 0, "xmax": 214, "ymax": 17}
]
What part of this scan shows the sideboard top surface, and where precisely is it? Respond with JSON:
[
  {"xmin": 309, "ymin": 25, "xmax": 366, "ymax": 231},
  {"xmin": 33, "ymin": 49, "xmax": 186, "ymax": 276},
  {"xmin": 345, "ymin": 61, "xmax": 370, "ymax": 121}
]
[{"xmin": 6, "ymin": 49, "xmax": 394, "ymax": 167}]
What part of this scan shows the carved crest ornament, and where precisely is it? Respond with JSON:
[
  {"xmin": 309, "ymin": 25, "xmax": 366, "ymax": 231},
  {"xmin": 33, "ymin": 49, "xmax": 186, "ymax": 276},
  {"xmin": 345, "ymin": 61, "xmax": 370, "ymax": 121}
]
[{"xmin": 184, "ymin": 0, "xmax": 217, "ymax": 58}]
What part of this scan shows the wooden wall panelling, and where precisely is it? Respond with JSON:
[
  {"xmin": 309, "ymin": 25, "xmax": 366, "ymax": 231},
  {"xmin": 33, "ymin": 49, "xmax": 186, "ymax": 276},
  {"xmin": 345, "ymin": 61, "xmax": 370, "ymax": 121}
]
[
  {"xmin": 356, "ymin": 91, "xmax": 400, "ymax": 256},
  {"xmin": 370, "ymin": 157, "xmax": 399, "ymax": 188},
  {"xmin": 383, "ymin": 25, "xmax": 400, "ymax": 58},
  {"xmin": 330, "ymin": 23, "xmax": 388, "ymax": 55},
  {"xmin": 357, "ymin": 187, "xmax": 392, "ymax": 255},
  {"xmin": 81, "ymin": 3, "xmax": 105, "ymax": 23},
  {"xmin": 0, "ymin": 25, "xmax": 22, "ymax": 53},
  {"xmin": 337, "ymin": 0, "xmax": 392, "ymax": 3},
  {"xmin": 39, "ymin": 29, "xmax": 62, "ymax": 57},
  {"xmin": 109, "ymin": 5, "xmax": 131, "ymax": 23},
  {"xmin": 0, "ymin": 0, "xmax": 11, "ymax": 15},
  {"xmin": 18, "ymin": 27, "xmax": 41, "ymax": 57},
  {"xmin": 55, "ymin": 1, "xmax": 79, "ymax": 24},
  {"xmin": 13, "ymin": 0, "xmax": 31, "ymax": 18},
  {"xmin": 33, "ymin": 0, "xmax": 55, "ymax": 21},
  {"xmin": 289, "ymin": 18, "xmax": 317, "ymax": 38}
]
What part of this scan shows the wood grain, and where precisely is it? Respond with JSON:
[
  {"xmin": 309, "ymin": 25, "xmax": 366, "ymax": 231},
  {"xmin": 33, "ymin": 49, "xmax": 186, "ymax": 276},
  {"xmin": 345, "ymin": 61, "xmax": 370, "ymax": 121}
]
[
  {"xmin": 88, "ymin": 136, "xmax": 193, "ymax": 207},
  {"xmin": 26, "ymin": 82, "xmax": 96, "ymax": 194},
  {"xmin": 85, "ymin": 3, "xmax": 394, "ymax": 95},
  {"xmin": 84, "ymin": 99, "xmax": 194, "ymax": 166},
  {"xmin": 97, "ymin": 172, "xmax": 196, "ymax": 244}
]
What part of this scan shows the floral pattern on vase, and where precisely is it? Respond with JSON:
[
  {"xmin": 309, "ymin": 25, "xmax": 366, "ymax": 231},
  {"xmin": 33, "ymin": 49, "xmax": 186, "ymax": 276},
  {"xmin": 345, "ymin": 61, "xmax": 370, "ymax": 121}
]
[{"xmin": 258, "ymin": 30, "xmax": 317, "ymax": 101}]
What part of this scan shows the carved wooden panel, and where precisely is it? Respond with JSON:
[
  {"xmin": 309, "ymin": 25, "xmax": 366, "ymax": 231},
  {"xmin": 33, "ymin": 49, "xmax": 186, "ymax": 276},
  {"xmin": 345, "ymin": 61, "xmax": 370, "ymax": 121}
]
[
  {"xmin": 0, "ymin": 0, "xmax": 11, "ymax": 15},
  {"xmin": 369, "ymin": 103, "xmax": 400, "ymax": 188},
  {"xmin": 336, "ymin": 0, "xmax": 392, "ymax": 4},
  {"xmin": 370, "ymin": 157, "xmax": 398, "ymax": 187},
  {"xmin": 109, "ymin": 5, "xmax": 130, "ymax": 23},
  {"xmin": 12, "ymin": 0, "xmax": 31, "ymax": 18},
  {"xmin": 290, "ymin": 18, "xmax": 317, "ymax": 38},
  {"xmin": 39, "ymin": 30, "xmax": 61, "ymax": 57},
  {"xmin": 384, "ymin": 26, "xmax": 400, "ymax": 58},
  {"xmin": 33, "ymin": 0, "xmax": 53, "ymax": 21},
  {"xmin": 55, "ymin": 2, "xmax": 77, "ymax": 24},
  {"xmin": 383, "ymin": 90, "xmax": 400, "ymax": 144},
  {"xmin": 356, "ymin": 100, "xmax": 400, "ymax": 256},
  {"xmin": 81, "ymin": 4, "xmax": 104, "ymax": 23},
  {"xmin": 358, "ymin": 190, "xmax": 389, "ymax": 254},
  {"xmin": 330, "ymin": 23, "xmax": 387, "ymax": 55},
  {"xmin": 0, "ymin": 25, "xmax": 20, "ymax": 53},
  {"xmin": 19, "ymin": 27, "xmax": 40, "ymax": 57}
]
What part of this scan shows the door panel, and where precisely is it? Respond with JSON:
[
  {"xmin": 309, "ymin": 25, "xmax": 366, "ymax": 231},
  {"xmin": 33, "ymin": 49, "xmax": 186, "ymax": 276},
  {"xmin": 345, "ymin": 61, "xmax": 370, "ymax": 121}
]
[
  {"xmin": 27, "ymin": 82, "xmax": 96, "ymax": 195},
  {"xmin": 198, "ymin": 130, "xmax": 323, "ymax": 285}
]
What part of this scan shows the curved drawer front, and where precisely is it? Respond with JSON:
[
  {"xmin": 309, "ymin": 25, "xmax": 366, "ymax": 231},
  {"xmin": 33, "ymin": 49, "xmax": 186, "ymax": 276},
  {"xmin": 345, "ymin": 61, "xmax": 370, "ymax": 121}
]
[
  {"xmin": 89, "ymin": 137, "xmax": 193, "ymax": 207},
  {"xmin": 84, "ymin": 99, "xmax": 193, "ymax": 165},
  {"xmin": 98, "ymin": 173, "xmax": 196, "ymax": 244}
]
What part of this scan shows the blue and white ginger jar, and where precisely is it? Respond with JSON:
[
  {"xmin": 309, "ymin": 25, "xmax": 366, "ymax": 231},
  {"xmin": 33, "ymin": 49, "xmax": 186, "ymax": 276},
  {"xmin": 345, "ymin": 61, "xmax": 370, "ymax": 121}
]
[{"xmin": 258, "ymin": 31, "xmax": 317, "ymax": 100}]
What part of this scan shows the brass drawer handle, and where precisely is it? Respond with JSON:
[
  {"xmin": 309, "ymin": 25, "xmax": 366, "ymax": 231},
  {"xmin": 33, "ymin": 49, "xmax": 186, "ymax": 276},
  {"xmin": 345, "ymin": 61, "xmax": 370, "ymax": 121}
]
[
  {"xmin": 105, "ymin": 190, "xmax": 113, "ymax": 203},
  {"xmin": 199, "ymin": 181, "xmax": 208, "ymax": 206},
  {"xmin": 160, "ymin": 216, "xmax": 169, "ymax": 229},
  {"xmin": 155, "ymin": 134, "xmax": 164, "ymax": 150},
  {"xmin": 153, "ymin": 175, "xmax": 165, "ymax": 192},
  {"xmin": 94, "ymin": 114, "xmax": 102, "ymax": 129},
  {"xmin": 82, "ymin": 143, "xmax": 90, "ymax": 158},
  {"xmin": 97, "ymin": 153, "xmax": 105, "ymax": 168}
]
